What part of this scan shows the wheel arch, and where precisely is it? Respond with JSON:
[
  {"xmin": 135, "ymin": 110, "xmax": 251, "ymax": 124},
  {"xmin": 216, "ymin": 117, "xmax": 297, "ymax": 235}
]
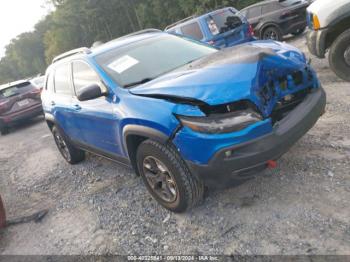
[
  {"xmin": 44, "ymin": 113, "xmax": 70, "ymax": 141},
  {"xmin": 44, "ymin": 113, "xmax": 55, "ymax": 131},
  {"xmin": 325, "ymin": 15, "xmax": 350, "ymax": 50},
  {"xmin": 123, "ymin": 125, "xmax": 170, "ymax": 175},
  {"xmin": 258, "ymin": 22, "xmax": 281, "ymax": 39}
]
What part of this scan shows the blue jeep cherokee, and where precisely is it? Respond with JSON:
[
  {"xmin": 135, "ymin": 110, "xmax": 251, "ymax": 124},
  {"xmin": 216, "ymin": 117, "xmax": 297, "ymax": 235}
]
[
  {"xmin": 42, "ymin": 29, "xmax": 326, "ymax": 212},
  {"xmin": 165, "ymin": 7, "xmax": 255, "ymax": 49}
]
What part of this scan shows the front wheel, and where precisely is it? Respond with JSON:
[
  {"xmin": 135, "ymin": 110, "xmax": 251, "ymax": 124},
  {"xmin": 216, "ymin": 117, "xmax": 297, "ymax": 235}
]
[
  {"xmin": 329, "ymin": 29, "xmax": 350, "ymax": 82},
  {"xmin": 291, "ymin": 27, "xmax": 306, "ymax": 36},
  {"xmin": 136, "ymin": 140, "xmax": 204, "ymax": 213},
  {"xmin": 52, "ymin": 126, "xmax": 85, "ymax": 164}
]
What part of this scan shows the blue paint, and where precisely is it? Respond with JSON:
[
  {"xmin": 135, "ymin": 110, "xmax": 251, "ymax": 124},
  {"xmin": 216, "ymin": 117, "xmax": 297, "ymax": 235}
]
[{"xmin": 42, "ymin": 31, "xmax": 320, "ymax": 166}]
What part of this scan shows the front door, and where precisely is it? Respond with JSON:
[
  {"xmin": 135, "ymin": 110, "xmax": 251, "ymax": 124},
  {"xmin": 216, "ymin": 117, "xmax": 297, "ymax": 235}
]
[{"xmin": 70, "ymin": 60, "xmax": 121, "ymax": 156}]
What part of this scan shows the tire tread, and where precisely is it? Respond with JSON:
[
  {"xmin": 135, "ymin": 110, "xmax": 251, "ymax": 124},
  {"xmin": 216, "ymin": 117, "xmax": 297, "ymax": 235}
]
[{"xmin": 139, "ymin": 140, "xmax": 204, "ymax": 212}]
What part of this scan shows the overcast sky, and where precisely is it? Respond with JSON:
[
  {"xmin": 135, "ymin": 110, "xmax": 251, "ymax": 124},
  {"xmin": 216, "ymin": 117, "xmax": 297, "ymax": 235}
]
[{"xmin": 0, "ymin": 0, "xmax": 49, "ymax": 58}]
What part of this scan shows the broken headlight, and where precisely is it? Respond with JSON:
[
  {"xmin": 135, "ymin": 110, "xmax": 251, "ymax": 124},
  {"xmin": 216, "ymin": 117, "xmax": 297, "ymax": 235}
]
[{"xmin": 177, "ymin": 109, "xmax": 262, "ymax": 134}]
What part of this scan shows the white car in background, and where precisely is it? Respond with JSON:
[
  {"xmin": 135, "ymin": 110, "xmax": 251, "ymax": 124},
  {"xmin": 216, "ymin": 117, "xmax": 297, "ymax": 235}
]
[{"xmin": 306, "ymin": 0, "xmax": 350, "ymax": 81}]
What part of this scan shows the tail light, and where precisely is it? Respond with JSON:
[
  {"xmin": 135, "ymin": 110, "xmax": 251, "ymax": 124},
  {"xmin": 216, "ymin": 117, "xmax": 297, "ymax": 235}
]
[
  {"xmin": 248, "ymin": 24, "xmax": 254, "ymax": 37},
  {"xmin": 29, "ymin": 88, "xmax": 42, "ymax": 97},
  {"xmin": 0, "ymin": 100, "xmax": 10, "ymax": 114},
  {"xmin": 30, "ymin": 88, "xmax": 41, "ymax": 94}
]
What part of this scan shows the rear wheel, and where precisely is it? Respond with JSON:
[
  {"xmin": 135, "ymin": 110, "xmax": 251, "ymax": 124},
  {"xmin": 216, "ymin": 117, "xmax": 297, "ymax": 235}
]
[
  {"xmin": 262, "ymin": 26, "xmax": 282, "ymax": 41},
  {"xmin": 329, "ymin": 29, "xmax": 350, "ymax": 82},
  {"xmin": 291, "ymin": 27, "xmax": 306, "ymax": 36},
  {"xmin": 52, "ymin": 126, "xmax": 85, "ymax": 164},
  {"xmin": 136, "ymin": 140, "xmax": 204, "ymax": 213},
  {"xmin": 0, "ymin": 125, "xmax": 9, "ymax": 136}
]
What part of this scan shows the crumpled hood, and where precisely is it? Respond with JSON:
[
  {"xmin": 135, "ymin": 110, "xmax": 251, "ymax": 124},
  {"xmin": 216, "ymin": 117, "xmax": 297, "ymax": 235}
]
[{"xmin": 130, "ymin": 41, "xmax": 309, "ymax": 116}]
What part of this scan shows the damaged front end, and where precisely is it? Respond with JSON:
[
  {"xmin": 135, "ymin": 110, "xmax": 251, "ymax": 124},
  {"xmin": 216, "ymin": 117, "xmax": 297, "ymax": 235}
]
[{"xmin": 131, "ymin": 41, "xmax": 324, "ymax": 169}]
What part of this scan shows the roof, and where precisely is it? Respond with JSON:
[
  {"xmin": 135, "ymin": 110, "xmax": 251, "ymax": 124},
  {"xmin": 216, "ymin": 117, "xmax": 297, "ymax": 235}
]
[
  {"xmin": 0, "ymin": 79, "xmax": 30, "ymax": 91},
  {"xmin": 240, "ymin": 0, "xmax": 276, "ymax": 10},
  {"xmin": 52, "ymin": 47, "xmax": 91, "ymax": 63},
  {"xmin": 165, "ymin": 7, "xmax": 235, "ymax": 30},
  {"xmin": 48, "ymin": 29, "xmax": 164, "ymax": 66},
  {"xmin": 91, "ymin": 29, "xmax": 164, "ymax": 57}
]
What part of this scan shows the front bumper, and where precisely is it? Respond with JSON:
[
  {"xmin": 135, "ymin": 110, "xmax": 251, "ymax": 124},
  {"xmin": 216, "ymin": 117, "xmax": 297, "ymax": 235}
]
[
  {"xmin": 186, "ymin": 87, "xmax": 326, "ymax": 188},
  {"xmin": 306, "ymin": 28, "xmax": 328, "ymax": 58}
]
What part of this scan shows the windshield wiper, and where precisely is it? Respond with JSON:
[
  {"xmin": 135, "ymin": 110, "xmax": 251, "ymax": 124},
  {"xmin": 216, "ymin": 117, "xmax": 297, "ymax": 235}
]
[{"xmin": 124, "ymin": 78, "xmax": 154, "ymax": 88}]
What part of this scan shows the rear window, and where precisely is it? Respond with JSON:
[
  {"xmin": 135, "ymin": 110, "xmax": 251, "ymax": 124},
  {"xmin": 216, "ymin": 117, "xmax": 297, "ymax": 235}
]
[
  {"xmin": 207, "ymin": 9, "xmax": 243, "ymax": 34},
  {"xmin": 247, "ymin": 6, "xmax": 262, "ymax": 19},
  {"xmin": 0, "ymin": 82, "xmax": 30, "ymax": 98},
  {"xmin": 280, "ymin": 0, "xmax": 302, "ymax": 7},
  {"xmin": 46, "ymin": 72, "xmax": 55, "ymax": 93},
  {"xmin": 54, "ymin": 64, "xmax": 72, "ymax": 95},
  {"xmin": 262, "ymin": 3, "xmax": 281, "ymax": 13},
  {"xmin": 180, "ymin": 22, "xmax": 204, "ymax": 40}
]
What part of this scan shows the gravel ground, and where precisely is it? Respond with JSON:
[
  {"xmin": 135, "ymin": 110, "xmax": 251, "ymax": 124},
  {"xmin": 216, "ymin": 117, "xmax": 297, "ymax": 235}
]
[{"xmin": 0, "ymin": 33, "xmax": 349, "ymax": 256}]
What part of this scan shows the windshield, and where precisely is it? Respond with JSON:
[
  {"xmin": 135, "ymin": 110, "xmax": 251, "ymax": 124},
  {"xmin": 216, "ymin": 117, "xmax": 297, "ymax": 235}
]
[{"xmin": 95, "ymin": 34, "xmax": 217, "ymax": 88}]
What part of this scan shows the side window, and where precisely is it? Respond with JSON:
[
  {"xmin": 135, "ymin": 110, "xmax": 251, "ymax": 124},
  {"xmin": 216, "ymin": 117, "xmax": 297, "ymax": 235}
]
[
  {"xmin": 262, "ymin": 3, "xmax": 280, "ymax": 14},
  {"xmin": 54, "ymin": 64, "xmax": 71, "ymax": 95},
  {"xmin": 180, "ymin": 22, "xmax": 204, "ymax": 41},
  {"xmin": 72, "ymin": 61, "xmax": 100, "ymax": 94},
  {"xmin": 247, "ymin": 6, "xmax": 262, "ymax": 19},
  {"xmin": 46, "ymin": 72, "xmax": 55, "ymax": 93}
]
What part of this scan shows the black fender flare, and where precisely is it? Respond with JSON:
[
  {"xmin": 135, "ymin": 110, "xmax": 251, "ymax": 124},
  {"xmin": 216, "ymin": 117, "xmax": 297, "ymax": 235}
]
[
  {"xmin": 122, "ymin": 125, "xmax": 169, "ymax": 156},
  {"xmin": 44, "ymin": 113, "xmax": 55, "ymax": 124},
  {"xmin": 122, "ymin": 125, "xmax": 171, "ymax": 175},
  {"xmin": 327, "ymin": 5, "xmax": 350, "ymax": 29},
  {"xmin": 44, "ymin": 113, "xmax": 71, "ymax": 142}
]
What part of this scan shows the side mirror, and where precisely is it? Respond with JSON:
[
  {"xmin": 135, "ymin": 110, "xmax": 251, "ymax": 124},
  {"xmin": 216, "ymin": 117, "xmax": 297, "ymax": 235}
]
[{"xmin": 77, "ymin": 84, "xmax": 105, "ymax": 101}]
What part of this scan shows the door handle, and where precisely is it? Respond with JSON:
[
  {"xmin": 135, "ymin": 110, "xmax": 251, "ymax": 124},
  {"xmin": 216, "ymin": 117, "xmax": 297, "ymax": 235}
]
[
  {"xmin": 73, "ymin": 104, "xmax": 82, "ymax": 111},
  {"xmin": 50, "ymin": 101, "xmax": 56, "ymax": 106}
]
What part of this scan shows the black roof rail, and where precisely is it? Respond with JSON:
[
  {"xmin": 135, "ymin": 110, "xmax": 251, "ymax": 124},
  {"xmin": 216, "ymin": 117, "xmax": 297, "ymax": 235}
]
[
  {"xmin": 165, "ymin": 15, "xmax": 197, "ymax": 30},
  {"xmin": 52, "ymin": 47, "xmax": 91, "ymax": 64}
]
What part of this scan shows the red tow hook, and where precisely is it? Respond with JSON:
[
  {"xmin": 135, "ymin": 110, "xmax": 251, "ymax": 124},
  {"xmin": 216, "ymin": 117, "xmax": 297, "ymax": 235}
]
[{"xmin": 267, "ymin": 160, "xmax": 278, "ymax": 169}]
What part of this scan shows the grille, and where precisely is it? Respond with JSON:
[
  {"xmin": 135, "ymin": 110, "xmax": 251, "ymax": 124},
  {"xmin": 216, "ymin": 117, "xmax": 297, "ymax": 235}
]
[{"xmin": 271, "ymin": 88, "xmax": 311, "ymax": 124}]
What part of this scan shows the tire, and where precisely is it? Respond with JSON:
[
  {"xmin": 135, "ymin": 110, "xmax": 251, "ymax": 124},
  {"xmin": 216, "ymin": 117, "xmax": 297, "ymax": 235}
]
[
  {"xmin": 136, "ymin": 140, "xmax": 204, "ymax": 213},
  {"xmin": 329, "ymin": 29, "xmax": 350, "ymax": 82},
  {"xmin": 52, "ymin": 126, "xmax": 85, "ymax": 164},
  {"xmin": 0, "ymin": 125, "xmax": 9, "ymax": 136},
  {"xmin": 262, "ymin": 26, "xmax": 282, "ymax": 41},
  {"xmin": 291, "ymin": 27, "xmax": 306, "ymax": 36}
]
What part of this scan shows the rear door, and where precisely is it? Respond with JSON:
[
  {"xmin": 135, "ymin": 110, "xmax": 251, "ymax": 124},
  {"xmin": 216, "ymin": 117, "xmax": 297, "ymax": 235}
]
[
  {"xmin": 50, "ymin": 62, "xmax": 83, "ymax": 142},
  {"xmin": 278, "ymin": 0, "xmax": 308, "ymax": 30},
  {"xmin": 205, "ymin": 8, "xmax": 249, "ymax": 48},
  {"xmin": 71, "ymin": 60, "xmax": 120, "ymax": 155}
]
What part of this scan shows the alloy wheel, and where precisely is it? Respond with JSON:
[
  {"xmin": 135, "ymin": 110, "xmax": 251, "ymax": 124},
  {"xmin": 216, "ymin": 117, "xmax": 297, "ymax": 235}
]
[
  {"xmin": 54, "ymin": 132, "xmax": 71, "ymax": 161},
  {"xmin": 142, "ymin": 156, "xmax": 178, "ymax": 203},
  {"xmin": 264, "ymin": 29, "xmax": 277, "ymax": 40}
]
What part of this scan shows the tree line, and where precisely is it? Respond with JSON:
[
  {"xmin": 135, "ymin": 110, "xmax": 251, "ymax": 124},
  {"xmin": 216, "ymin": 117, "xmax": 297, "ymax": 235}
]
[{"xmin": 0, "ymin": 0, "xmax": 262, "ymax": 84}]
